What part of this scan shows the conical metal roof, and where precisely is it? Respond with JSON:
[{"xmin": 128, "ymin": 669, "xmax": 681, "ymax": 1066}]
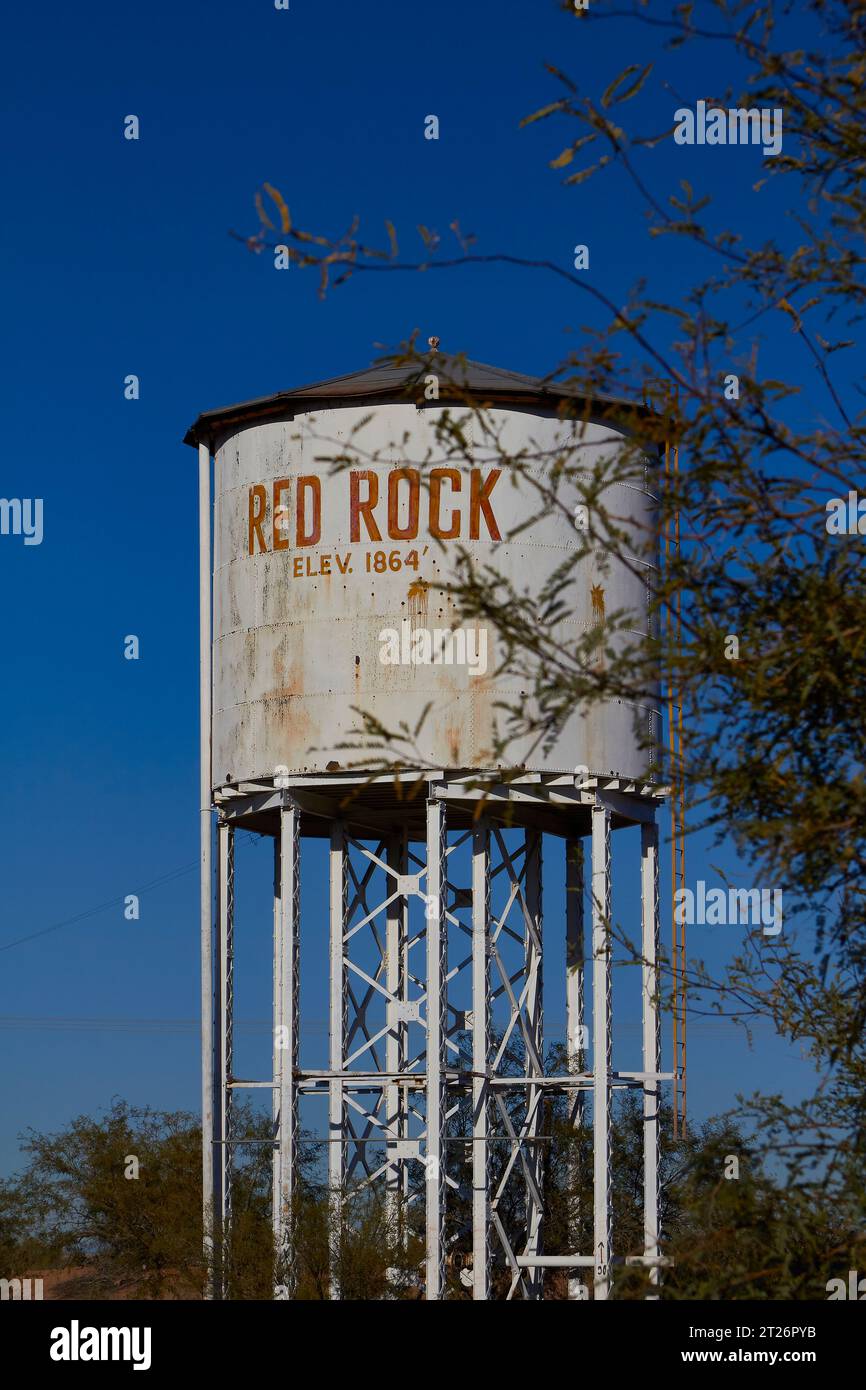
[{"xmin": 183, "ymin": 354, "xmax": 648, "ymax": 449}]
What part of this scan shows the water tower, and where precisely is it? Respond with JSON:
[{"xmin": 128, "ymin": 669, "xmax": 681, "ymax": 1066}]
[{"xmin": 185, "ymin": 355, "xmax": 668, "ymax": 1300}]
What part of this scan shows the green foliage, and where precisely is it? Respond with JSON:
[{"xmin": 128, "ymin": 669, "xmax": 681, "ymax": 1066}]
[
  {"xmin": 3, "ymin": 1098, "xmax": 205, "ymax": 1298},
  {"xmin": 3, "ymin": 1086, "xmax": 864, "ymax": 1298}
]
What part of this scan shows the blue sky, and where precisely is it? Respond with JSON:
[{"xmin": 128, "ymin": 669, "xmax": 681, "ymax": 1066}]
[{"xmin": 0, "ymin": 0, "xmax": 838, "ymax": 1175}]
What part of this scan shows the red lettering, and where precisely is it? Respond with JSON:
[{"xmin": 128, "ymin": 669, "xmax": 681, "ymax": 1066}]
[
  {"xmin": 272, "ymin": 479, "xmax": 290, "ymax": 551},
  {"xmin": 249, "ymin": 485, "xmax": 267, "ymax": 554},
  {"xmin": 350, "ymin": 471, "xmax": 382, "ymax": 541},
  {"xmin": 429, "ymin": 468, "xmax": 461, "ymax": 539},
  {"xmin": 296, "ymin": 476, "xmax": 321, "ymax": 547},
  {"xmin": 388, "ymin": 468, "xmax": 420, "ymax": 540},
  {"xmin": 469, "ymin": 469, "xmax": 501, "ymax": 541}
]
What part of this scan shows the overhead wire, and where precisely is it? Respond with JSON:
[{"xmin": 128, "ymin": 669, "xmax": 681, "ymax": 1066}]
[{"xmin": 0, "ymin": 829, "xmax": 267, "ymax": 955}]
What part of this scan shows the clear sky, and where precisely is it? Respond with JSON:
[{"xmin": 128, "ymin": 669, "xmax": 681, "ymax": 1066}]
[{"xmin": 0, "ymin": 0, "xmax": 834, "ymax": 1175}]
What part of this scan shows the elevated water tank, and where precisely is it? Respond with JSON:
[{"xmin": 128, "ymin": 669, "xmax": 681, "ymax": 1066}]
[{"xmin": 184, "ymin": 357, "xmax": 660, "ymax": 788}]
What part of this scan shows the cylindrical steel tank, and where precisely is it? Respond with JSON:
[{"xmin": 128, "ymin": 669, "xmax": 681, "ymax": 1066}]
[{"xmin": 185, "ymin": 359, "xmax": 660, "ymax": 787}]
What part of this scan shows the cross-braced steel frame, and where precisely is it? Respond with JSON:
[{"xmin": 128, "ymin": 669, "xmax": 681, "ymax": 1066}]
[{"xmin": 206, "ymin": 771, "xmax": 669, "ymax": 1301}]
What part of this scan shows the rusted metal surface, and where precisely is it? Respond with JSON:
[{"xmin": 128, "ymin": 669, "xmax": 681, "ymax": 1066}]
[{"xmin": 206, "ymin": 393, "xmax": 660, "ymax": 787}]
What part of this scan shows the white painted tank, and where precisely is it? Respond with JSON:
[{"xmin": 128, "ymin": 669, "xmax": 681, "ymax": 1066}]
[{"xmin": 185, "ymin": 359, "xmax": 660, "ymax": 788}]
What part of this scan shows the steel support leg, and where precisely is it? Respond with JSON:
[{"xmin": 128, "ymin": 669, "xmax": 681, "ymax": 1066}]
[
  {"xmin": 217, "ymin": 821, "xmax": 234, "ymax": 1299},
  {"xmin": 425, "ymin": 794, "xmax": 446, "ymax": 1299},
  {"xmin": 471, "ymin": 817, "xmax": 491, "ymax": 1300},
  {"xmin": 592, "ymin": 801, "xmax": 612, "ymax": 1300},
  {"xmin": 273, "ymin": 800, "xmax": 300, "ymax": 1298},
  {"xmin": 565, "ymin": 837, "xmax": 586, "ymax": 1112},
  {"xmin": 198, "ymin": 442, "xmax": 214, "ymax": 1298},
  {"xmin": 385, "ymin": 834, "xmax": 407, "ymax": 1254},
  {"xmin": 565, "ymin": 835, "xmax": 585, "ymax": 1299},
  {"xmin": 328, "ymin": 821, "xmax": 346, "ymax": 1299},
  {"xmin": 641, "ymin": 819, "xmax": 661, "ymax": 1295},
  {"xmin": 524, "ymin": 830, "xmax": 544, "ymax": 1299}
]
